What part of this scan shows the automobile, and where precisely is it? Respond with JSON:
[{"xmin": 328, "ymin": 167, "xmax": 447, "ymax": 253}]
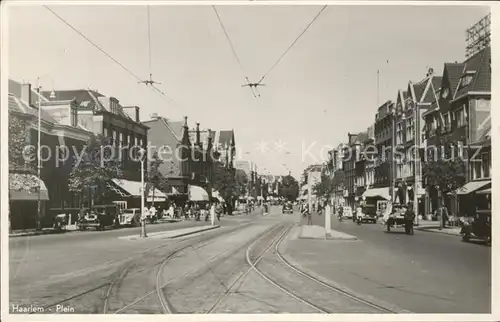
[
  {"xmin": 343, "ymin": 206, "xmax": 353, "ymax": 219},
  {"xmin": 77, "ymin": 205, "xmax": 119, "ymax": 231},
  {"xmin": 282, "ymin": 202, "xmax": 294, "ymax": 214},
  {"xmin": 119, "ymin": 208, "xmax": 142, "ymax": 227}
]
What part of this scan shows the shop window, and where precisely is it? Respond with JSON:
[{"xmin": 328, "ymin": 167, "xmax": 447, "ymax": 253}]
[{"xmin": 482, "ymin": 152, "xmax": 490, "ymax": 178}]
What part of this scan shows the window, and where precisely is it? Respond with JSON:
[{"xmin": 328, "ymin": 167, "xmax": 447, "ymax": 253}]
[
  {"xmin": 456, "ymin": 106, "xmax": 467, "ymax": 127},
  {"xmin": 112, "ymin": 130, "xmax": 117, "ymax": 146},
  {"xmin": 104, "ymin": 127, "xmax": 108, "ymax": 137},
  {"xmin": 473, "ymin": 159, "xmax": 482, "ymax": 180},
  {"xmin": 459, "ymin": 73, "xmax": 475, "ymax": 88},
  {"xmin": 71, "ymin": 108, "xmax": 78, "ymax": 127},
  {"xmin": 482, "ymin": 152, "xmax": 490, "ymax": 178}
]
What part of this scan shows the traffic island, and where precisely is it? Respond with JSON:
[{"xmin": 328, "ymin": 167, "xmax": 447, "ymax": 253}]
[
  {"xmin": 119, "ymin": 225, "xmax": 220, "ymax": 240},
  {"xmin": 299, "ymin": 225, "xmax": 358, "ymax": 241}
]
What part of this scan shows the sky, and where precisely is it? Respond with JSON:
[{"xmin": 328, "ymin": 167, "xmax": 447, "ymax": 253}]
[{"xmin": 7, "ymin": 3, "xmax": 490, "ymax": 179}]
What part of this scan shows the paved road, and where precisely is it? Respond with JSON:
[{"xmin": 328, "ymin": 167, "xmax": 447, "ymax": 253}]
[
  {"xmin": 9, "ymin": 211, "xmax": 261, "ymax": 306},
  {"xmin": 288, "ymin": 210, "xmax": 491, "ymax": 313}
]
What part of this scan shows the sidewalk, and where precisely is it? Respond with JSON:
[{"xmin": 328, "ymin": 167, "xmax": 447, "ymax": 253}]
[
  {"xmin": 415, "ymin": 219, "xmax": 462, "ymax": 236},
  {"xmin": 300, "ymin": 225, "xmax": 357, "ymax": 240},
  {"xmin": 118, "ymin": 224, "xmax": 220, "ymax": 240},
  {"xmin": 9, "ymin": 228, "xmax": 70, "ymax": 238}
]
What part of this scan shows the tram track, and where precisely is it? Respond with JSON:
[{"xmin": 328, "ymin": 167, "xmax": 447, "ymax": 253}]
[{"xmin": 31, "ymin": 221, "xmax": 253, "ymax": 314}]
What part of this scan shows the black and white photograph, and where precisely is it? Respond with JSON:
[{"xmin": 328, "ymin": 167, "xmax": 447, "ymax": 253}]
[{"xmin": 1, "ymin": 1, "xmax": 495, "ymax": 319}]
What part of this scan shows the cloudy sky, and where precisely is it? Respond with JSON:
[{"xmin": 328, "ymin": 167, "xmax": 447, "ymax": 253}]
[{"xmin": 7, "ymin": 3, "xmax": 489, "ymax": 178}]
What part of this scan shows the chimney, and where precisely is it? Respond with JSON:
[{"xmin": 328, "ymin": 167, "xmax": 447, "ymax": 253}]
[
  {"xmin": 134, "ymin": 106, "xmax": 140, "ymax": 122},
  {"xmin": 122, "ymin": 106, "xmax": 141, "ymax": 122},
  {"xmin": 150, "ymin": 113, "xmax": 160, "ymax": 120},
  {"xmin": 181, "ymin": 116, "xmax": 190, "ymax": 146},
  {"xmin": 207, "ymin": 128, "xmax": 213, "ymax": 152},
  {"xmin": 21, "ymin": 82, "xmax": 32, "ymax": 105},
  {"xmin": 196, "ymin": 123, "xmax": 201, "ymax": 147}
]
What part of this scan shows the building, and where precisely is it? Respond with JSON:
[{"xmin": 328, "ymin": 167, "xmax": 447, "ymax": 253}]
[
  {"xmin": 142, "ymin": 115, "xmax": 215, "ymax": 201},
  {"xmin": 9, "ymin": 80, "xmax": 91, "ymax": 229},
  {"xmin": 393, "ymin": 68, "xmax": 441, "ymax": 214},
  {"xmin": 448, "ymin": 46, "xmax": 491, "ymax": 216},
  {"xmin": 327, "ymin": 143, "xmax": 346, "ymax": 207},
  {"xmin": 421, "ymin": 46, "xmax": 491, "ymax": 217},
  {"xmin": 373, "ymin": 100, "xmax": 394, "ymax": 192},
  {"xmin": 212, "ymin": 130, "xmax": 236, "ymax": 169},
  {"xmin": 422, "ymin": 62, "xmax": 465, "ymax": 214},
  {"xmin": 342, "ymin": 133, "xmax": 367, "ymax": 208},
  {"xmin": 235, "ymin": 160, "xmax": 260, "ymax": 198},
  {"xmin": 42, "ymin": 88, "xmax": 152, "ymax": 209}
]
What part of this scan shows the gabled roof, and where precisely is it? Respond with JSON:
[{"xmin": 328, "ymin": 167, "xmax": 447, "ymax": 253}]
[
  {"xmin": 142, "ymin": 117, "xmax": 185, "ymax": 142},
  {"xmin": 444, "ymin": 62, "xmax": 466, "ymax": 97},
  {"xmin": 41, "ymin": 89, "xmax": 105, "ymax": 110},
  {"xmin": 455, "ymin": 46, "xmax": 491, "ymax": 99},
  {"xmin": 422, "ymin": 76, "xmax": 442, "ymax": 104},
  {"xmin": 217, "ymin": 130, "xmax": 234, "ymax": 148},
  {"xmin": 8, "ymin": 80, "xmax": 57, "ymax": 123}
]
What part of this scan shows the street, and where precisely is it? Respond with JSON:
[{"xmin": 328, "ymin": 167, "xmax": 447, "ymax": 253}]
[
  {"xmin": 9, "ymin": 206, "xmax": 490, "ymax": 314},
  {"xmin": 293, "ymin": 210, "xmax": 491, "ymax": 313}
]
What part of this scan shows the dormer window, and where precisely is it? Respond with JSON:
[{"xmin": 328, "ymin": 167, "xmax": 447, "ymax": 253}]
[
  {"xmin": 71, "ymin": 107, "xmax": 78, "ymax": 127},
  {"xmin": 459, "ymin": 71, "xmax": 476, "ymax": 88}
]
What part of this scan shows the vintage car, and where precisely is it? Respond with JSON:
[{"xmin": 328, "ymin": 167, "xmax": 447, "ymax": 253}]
[
  {"xmin": 385, "ymin": 205, "xmax": 414, "ymax": 235},
  {"xmin": 282, "ymin": 202, "xmax": 294, "ymax": 214},
  {"xmin": 78, "ymin": 205, "xmax": 119, "ymax": 231},
  {"xmin": 119, "ymin": 208, "xmax": 142, "ymax": 227},
  {"xmin": 461, "ymin": 210, "xmax": 491, "ymax": 245}
]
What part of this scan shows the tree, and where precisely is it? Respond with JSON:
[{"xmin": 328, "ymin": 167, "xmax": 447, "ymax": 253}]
[
  {"xmin": 9, "ymin": 113, "xmax": 37, "ymax": 232},
  {"xmin": 145, "ymin": 152, "xmax": 169, "ymax": 206},
  {"xmin": 279, "ymin": 175, "xmax": 299, "ymax": 200},
  {"xmin": 213, "ymin": 163, "xmax": 242, "ymax": 215},
  {"xmin": 422, "ymin": 135, "xmax": 466, "ymax": 219},
  {"xmin": 234, "ymin": 169, "xmax": 248, "ymax": 197},
  {"xmin": 312, "ymin": 172, "xmax": 334, "ymax": 202},
  {"xmin": 68, "ymin": 134, "xmax": 123, "ymax": 208},
  {"xmin": 9, "ymin": 113, "xmax": 35, "ymax": 174}
]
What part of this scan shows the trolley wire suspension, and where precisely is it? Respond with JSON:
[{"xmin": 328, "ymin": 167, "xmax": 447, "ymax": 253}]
[
  {"xmin": 257, "ymin": 5, "xmax": 328, "ymax": 85},
  {"xmin": 212, "ymin": 5, "xmax": 261, "ymax": 98},
  {"xmin": 44, "ymin": 5, "xmax": 179, "ymax": 110}
]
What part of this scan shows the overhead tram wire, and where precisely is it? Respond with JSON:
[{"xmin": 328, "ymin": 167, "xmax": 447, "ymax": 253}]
[
  {"xmin": 212, "ymin": 5, "xmax": 259, "ymax": 98},
  {"xmin": 44, "ymin": 6, "xmax": 180, "ymax": 111},
  {"xmin": 256, "ymin": 5, "xmax": 328, "ymax": 85}
]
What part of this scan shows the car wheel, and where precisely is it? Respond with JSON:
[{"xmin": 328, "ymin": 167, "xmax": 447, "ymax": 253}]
[{"xmin": 462, "ymin": 234, "xmax": 470, "ymax": 242}]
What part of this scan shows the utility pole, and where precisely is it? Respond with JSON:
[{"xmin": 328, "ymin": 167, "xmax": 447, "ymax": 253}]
[
  {"xmin": 140, "ymin": 148, "xmax": 147, "ymax": 238},
  {"xmin": 36, "ymin": 79, "xmax": 42, "ymax": 231},
  {"xmin": 414, "ymin": 102, "xmax": 421, "ymax": 226},
  {"xmin": 390, "ymin": 104, "xmax": 396, "ymax": 203}
]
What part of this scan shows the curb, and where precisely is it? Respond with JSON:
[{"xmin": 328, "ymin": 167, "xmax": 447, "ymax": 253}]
[
  {"xmin": 9, "ymin": 230, "xmax": 71, "ymax": 238},
  {"xmin": 169, "ymin": 225, "xmax": 220, "ymax": 239},
  {"xmin": 415, "ymin": 227, "xmax": 461, "ymax": 236},
  {"xmin": 119, "ymin": 225, "xmax": 220, "ymax": 240}
]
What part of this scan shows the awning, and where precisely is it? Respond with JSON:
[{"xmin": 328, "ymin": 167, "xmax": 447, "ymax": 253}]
[
  {"xmin": 455, "ymin": 180, "xmax": 491, "ymax": 195},
  {"xmin": 9, "ymin": 174, "xmax": 49, "ymax": 201},
  {"xmin": 477, "ymin": 188, "xmax": 491, "ymax": 195},
  {"xmin": 362, "ymin": 187, "xmax": 390, "ymax": 200},
  {"xmin": 111, "ymin": 179, "xmax": 167, "ymax": 199},
  {"xmin": 189, "ymin": 185, "xmax": 209, "ymax": 201},
  {"xmin": 212, "ymin": 189, "xmax": 224, "ymax": 202}
]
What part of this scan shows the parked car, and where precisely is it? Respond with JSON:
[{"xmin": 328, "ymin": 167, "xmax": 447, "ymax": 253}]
[
  {"xmin": 343, "ymin": 206, "xmax": 353, "ymax": 219},
  {"xmin": 78, "ymin": 205, "xmax": 119, "ymax": 231},
  {"xmin": 282, "ymin": 202, "xmax": 294, "ymax": 214},
  {"xmin": 119, "ymin": 208, "xmax": 142, "ymax": 227}
]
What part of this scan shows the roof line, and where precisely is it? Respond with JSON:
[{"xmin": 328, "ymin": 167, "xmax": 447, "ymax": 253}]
[
  {"xmin": 162, "ymin": 118, "xmax": 182, "ymax": 142},
  {"xmin": 86, "ymin": 89, "xmax": 104, "ymax": 111}
]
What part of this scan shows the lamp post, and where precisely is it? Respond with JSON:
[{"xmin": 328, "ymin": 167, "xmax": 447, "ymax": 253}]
[
  {"xmin": 36, "ymin": 79, "xmax": 42, "ymax": 230},
  {"xmin": 139, "ymin": 147, "xmax": 147, "ymax": 238}
]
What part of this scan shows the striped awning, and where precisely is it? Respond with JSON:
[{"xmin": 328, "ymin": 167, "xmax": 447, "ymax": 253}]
[{"xmin": 9, "ymin": 174, "xmax": 49, "ymax": 201}]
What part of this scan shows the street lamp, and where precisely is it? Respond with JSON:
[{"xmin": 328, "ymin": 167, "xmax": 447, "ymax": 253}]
[
  {"xmin": 34, "ymin": 76, "xmax": 56, "ymax": 230},
  {"xmin": 139, "ymin": 147, "xmax": 147, "ymax": 238}
]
